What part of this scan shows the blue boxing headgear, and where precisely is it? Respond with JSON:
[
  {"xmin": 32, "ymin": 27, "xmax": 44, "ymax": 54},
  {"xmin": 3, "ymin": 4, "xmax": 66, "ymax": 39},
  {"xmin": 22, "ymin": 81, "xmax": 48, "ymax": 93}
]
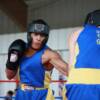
[
  {"xmin": 84, "ymin": 9, "xmax": 100, "ymax": 26},
  {"xmin": 27, "ymin": 19, "xmax": 50, "ymax": 46}
]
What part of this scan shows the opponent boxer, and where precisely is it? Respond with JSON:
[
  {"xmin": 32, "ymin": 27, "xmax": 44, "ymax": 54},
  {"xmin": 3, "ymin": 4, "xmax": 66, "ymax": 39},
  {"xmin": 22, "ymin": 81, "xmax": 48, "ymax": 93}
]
[{"xmin": 65, "ymin": 9, "xmax": 100, "ymax": 100}]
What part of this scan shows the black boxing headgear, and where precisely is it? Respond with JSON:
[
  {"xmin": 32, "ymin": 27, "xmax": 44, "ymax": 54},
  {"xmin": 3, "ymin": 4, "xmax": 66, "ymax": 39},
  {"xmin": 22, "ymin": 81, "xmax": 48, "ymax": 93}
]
[
  {"xmin": 84, "ymin": 9, "xmax": 100, "ymax": 26},
  {"xmin": 27, "ymin": 19, "xmax": 50, "ymax": 46}
]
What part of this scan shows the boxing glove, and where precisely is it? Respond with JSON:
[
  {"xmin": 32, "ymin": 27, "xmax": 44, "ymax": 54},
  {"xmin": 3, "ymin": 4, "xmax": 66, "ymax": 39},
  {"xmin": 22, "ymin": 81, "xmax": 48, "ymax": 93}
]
[{"xmin": 6, "ymin": 39, "xmax": 26, "ymax": 70}]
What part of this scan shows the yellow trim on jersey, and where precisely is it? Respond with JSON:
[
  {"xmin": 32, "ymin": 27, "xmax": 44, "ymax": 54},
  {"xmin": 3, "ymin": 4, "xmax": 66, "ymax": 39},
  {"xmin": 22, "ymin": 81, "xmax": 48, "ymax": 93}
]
[
  {"xmin": 62, "ymin": 86, "xmax": 67, "ymax": 100},
  {"xmin": 68, "ymin": 68, "xmax": 100, "ymax": 84},
  {"xmin": 44, "ymin": 71, "xmax": 51, "ymax": 88},
  {"xmin": 17, "ymin": 67, "xmax": 20, "ymax": 81},
  {"xmin": 72, "ymin": 43, "xmax": 79, "ymax": 68},
  {"xmin": 46, "ymin": 88, "xmax": 55, "ymax": 100}
]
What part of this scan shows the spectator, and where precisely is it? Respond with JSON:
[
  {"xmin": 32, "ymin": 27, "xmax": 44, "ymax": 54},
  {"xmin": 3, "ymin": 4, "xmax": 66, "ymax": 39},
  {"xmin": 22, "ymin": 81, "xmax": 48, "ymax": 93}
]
[{"xmin": 5, "ymin": 90, "xmax": 14, "ymax": 100}]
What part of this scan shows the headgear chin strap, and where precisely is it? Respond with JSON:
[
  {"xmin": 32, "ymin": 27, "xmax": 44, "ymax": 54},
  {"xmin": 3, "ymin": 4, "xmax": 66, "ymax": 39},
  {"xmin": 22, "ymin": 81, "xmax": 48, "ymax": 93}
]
[{"xmin": 85, "ymin": 9, "xmax": 100, "ymax": 26}]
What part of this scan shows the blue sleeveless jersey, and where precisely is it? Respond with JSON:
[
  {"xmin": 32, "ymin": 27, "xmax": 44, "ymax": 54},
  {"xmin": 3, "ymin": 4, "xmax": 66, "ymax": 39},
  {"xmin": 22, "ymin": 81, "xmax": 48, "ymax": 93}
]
[
  {"xmin": 75, "ymin": 24, "xmax": 100, "ymax": 69},
  {"xmin": 19, "ymin": 45, "xmax": 50, "ymax": 87},
  {"xmin": 65, "ymin": 25, "xmax": 100, "ymax": 100}
]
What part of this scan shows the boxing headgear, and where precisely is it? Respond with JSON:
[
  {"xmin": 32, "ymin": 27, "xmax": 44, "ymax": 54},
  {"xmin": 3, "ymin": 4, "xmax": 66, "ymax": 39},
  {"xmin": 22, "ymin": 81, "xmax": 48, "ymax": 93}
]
[
  {"xmin": 84, "ymin": 9, "xmax": 100, "ymax": 26},
  {"xmin": 27, "ymin": 19, "xmax": 50, "ymax": 46}
]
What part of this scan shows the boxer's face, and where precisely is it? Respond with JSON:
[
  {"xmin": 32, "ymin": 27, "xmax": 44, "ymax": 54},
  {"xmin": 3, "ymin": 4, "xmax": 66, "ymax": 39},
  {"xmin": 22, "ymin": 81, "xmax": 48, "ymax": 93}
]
[{"xmin": 31, "ymin": 32, "xmax": 46, "ymax": 50}]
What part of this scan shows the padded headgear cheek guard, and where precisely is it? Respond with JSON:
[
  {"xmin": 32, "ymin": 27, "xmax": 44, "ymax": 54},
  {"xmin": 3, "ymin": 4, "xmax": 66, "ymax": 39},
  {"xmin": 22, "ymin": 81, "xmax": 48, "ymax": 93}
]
[
  {"xmin": 84, "ymin": 9, "xmax": 100, "ymax": 26},
  {"xmin": 27, "ymin": 19, "xmax": 50, "ymax": 46}
]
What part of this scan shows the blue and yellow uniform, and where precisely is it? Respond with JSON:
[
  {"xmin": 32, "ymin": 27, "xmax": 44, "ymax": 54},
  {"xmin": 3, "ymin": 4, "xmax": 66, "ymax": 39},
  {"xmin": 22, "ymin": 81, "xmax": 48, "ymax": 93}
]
[
  {"xmin": 65, "ymin": 24, "xmax": 100, "ymax": 100},
  {"xmin": 15, "ymin": 45, "xmax": 54, "ymax": 100}
]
